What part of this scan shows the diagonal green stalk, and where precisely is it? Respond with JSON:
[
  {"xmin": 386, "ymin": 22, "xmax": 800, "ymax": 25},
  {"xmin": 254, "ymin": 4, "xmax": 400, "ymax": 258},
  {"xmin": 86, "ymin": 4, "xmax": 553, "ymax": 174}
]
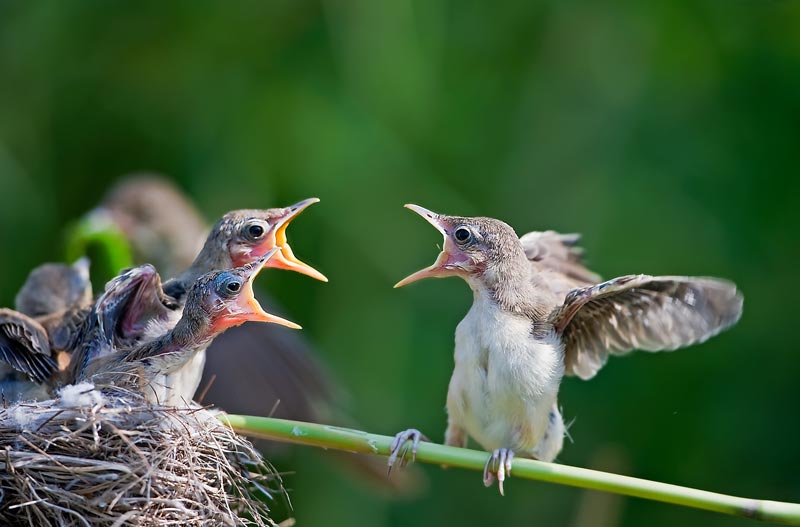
[{"xmin": 221, "ymin": 414, "xmax": 800, "ymax": 525}]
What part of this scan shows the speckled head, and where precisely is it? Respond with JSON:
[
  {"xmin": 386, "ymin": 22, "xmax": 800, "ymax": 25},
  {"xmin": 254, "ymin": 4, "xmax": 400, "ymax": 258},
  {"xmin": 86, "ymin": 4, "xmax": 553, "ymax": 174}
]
[
  {"xmin": 185, "ymin": 248, "xmax": 301, "ymax": 336},
  {"xmin": 394, "ymin": 204, "xmax": 529, "ymax": 289},
  {"xmin": 195, "ymin": 198, "xmax": 327, "ymax": 282}
]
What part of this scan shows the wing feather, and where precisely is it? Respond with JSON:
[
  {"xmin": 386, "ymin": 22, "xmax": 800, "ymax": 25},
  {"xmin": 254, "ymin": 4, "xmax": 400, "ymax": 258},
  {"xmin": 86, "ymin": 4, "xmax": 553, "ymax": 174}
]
[
  {"xmin": 520, "ymin": 231, "xmax": 601, "ymax": 296},
  {"xmin": 550, "ymin": 275, "xmax": 743, "ymax": 380},
  {"xmin": 0, "ymin": 309, "xmax": 57, "ymax": 383}
]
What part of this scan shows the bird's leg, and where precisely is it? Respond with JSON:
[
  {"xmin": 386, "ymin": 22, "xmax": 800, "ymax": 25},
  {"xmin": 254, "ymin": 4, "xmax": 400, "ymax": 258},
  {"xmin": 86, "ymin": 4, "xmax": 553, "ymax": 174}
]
[
  {"xmin": 483, "ymin": 448, "xmax": 515, "ymax": 495},
  {"xmin": 444, "ymin": 420, "xmax": 467, "ymax": 448},
  {"xmin": 387, "ymin": 428, "xmax": 429, "ymax": 473}
]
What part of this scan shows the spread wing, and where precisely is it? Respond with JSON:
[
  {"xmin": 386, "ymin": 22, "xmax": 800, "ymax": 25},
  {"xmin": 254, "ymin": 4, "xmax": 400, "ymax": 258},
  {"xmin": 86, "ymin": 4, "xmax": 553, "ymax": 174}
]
[
  {"xmin": 520, "ymin": 231, "xmax": 601, "ymax": 296},
  {"xmin": 0, "ymin": 309, "xmax": 57, "ymax": 383},
  {"xmin": 550, "ymin": 275, "xmax": 743, "ymax": 380}
]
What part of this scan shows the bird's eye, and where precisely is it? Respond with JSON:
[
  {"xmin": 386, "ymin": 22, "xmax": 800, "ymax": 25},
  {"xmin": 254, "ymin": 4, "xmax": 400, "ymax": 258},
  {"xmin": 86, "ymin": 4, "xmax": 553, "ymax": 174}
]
[
  {"xmin": 454, "ymin": 227, "xmax": 472, "ymax": 243},
  {"xmin": 247, "ymin": 224, "xmax": 265, "ymax": 239},
  {"xmin": 215, "ymin": 274, "xmax": 244, "ymax": 297}
]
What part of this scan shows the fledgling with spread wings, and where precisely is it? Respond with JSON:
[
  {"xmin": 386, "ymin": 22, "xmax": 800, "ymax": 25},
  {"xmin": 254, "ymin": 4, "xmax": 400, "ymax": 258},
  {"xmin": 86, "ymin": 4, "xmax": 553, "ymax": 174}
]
[{"xmin": 388, "ymin": 205, "xmax": 742, "ymax": 494}]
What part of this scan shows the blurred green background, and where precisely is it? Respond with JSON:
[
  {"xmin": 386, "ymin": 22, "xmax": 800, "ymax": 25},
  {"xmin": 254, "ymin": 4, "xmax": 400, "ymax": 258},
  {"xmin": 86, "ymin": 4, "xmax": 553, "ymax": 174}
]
[{"xmin": 1, "ymin": 1, "xmax": 799, "ymax": 525}]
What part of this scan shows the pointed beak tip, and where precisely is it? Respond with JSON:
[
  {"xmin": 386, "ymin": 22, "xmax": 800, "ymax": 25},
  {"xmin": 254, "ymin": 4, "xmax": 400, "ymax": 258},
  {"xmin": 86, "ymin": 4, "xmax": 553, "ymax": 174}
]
[
  {"xmin": 273, "ymin": 317, "xmax": 302, "ymax": 330},
  {"xmin": 257, "ymin": 311, "xmax": 302, "ymax": 330},
  {"xmin": 403, "ymin": 203, "xmax": 427, "ymax": 215},
  {"xmin": 403, "ymin": 204, "xmax": 441, "ymax": 225},
  {"xmin": 291, "ymin": 197, "xmax": 320, "ymax": 211},
  {"xmin": 394, "ymin": 275, "xmax": 417, "ymax": 288}
]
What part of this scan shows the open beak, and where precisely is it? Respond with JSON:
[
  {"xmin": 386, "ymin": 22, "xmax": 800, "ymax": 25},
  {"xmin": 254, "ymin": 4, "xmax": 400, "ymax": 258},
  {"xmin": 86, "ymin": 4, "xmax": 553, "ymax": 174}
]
[
  {"xmin": 236, "ymin": 248, "xmax": 302, "ymax": 329},
  {"xmin": 98, "ymin": 264, "xmax": 160, "ymax": 341},
  {"xmin": 394, "ymin": 204, "xmax": 467, "ymax": 288},
  {"xmin": 267, "ymin": 197, "xmax": 328, "ymax": 282}
]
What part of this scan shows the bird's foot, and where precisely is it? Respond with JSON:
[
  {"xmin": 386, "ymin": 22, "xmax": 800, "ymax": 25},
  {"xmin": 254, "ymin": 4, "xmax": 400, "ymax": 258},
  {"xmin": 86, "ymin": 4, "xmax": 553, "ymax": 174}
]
[
  {"xmin": 387, "ymin": 428, "xmax": 429, "ymax": 474},
  {"xmin": 483, "ymin": 448, "xmax": 515, "ymax": 495}
]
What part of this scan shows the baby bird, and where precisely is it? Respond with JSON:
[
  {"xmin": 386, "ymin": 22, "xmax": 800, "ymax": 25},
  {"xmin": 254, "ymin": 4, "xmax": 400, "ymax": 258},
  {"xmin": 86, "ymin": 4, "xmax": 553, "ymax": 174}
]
[
  {"xmin": 162, "ymin": 197, "xmax": 328, "ymax": 302},
  {"xmin": 153, "ymin": 199, "xmax": 326, "ymax": 401},
  {"xmin": 15, "ymin": 258, "xmax": 95, "ymax": 354},
  {"xmin": 66, "ymin": 263, "xmax": 179, "ymax": 382},
  {"xmin": 15, "ymin": 257, "xmax": 92, "ymax": 318},
  {"xmin": 388, "ymin": 205, "xmax": 743, "ymax": 494},
  {"xmin": 82, "ymin": 251, "xmax": 299, "ymax": 402}
]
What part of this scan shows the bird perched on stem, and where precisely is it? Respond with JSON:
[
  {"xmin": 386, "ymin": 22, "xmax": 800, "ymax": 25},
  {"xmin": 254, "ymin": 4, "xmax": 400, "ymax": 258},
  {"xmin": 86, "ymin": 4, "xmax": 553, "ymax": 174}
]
[{"xmin": 388, "ymin": 205, "xmax": 743, "ymax": 495}]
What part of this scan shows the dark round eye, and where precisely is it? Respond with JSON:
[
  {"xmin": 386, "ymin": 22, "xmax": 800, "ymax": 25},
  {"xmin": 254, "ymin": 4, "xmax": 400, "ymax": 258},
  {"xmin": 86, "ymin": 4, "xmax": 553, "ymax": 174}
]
[
  {"xmin": 247, "ymin": 224, "xmax": 265, "ymax": 239},
  {"xmin": 454, "ymin": 227, "xmax": 472, "ymax": 243},
  {"xmin": 215, "ymin": 274, "xmax": 244, "ymax": 297}
]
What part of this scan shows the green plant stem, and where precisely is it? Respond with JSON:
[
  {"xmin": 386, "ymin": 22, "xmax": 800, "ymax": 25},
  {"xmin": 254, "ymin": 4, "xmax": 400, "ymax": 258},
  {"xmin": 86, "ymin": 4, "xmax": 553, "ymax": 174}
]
[
  {"xmin": 64, "ymin": 213, "xmax": 134, "ymax": 282},
  {"xmin": 222, "ymin": 414, "xmax": 800, "ymax": 525}
]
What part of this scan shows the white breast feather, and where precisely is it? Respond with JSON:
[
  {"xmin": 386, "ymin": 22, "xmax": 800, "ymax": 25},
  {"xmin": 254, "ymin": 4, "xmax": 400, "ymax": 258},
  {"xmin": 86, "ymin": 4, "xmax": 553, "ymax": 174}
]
[
  {"xmin": 141, "ymin": 309, "xmax": 183, "ymax": 342},
  {"xmin": 448, "ymin": 289, "xmax": 564, "ymax": 454}
]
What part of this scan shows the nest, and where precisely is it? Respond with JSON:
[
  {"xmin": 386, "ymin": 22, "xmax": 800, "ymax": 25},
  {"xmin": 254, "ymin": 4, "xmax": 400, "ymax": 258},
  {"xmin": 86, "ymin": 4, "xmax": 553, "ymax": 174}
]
[{"xmin": 0, "ymin": 383, "xmax": 286, "ymax": 526}]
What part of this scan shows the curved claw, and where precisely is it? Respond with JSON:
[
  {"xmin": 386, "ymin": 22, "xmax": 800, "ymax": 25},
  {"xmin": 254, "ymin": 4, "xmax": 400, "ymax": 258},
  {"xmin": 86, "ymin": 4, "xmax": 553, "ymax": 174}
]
[
  {"xmin": 483, "ymin": 448, "xmax": 515, "ymax": 495},
  {"xmin": 387, "ymin": 428, "xmax": 429, "ymax": 474}
]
